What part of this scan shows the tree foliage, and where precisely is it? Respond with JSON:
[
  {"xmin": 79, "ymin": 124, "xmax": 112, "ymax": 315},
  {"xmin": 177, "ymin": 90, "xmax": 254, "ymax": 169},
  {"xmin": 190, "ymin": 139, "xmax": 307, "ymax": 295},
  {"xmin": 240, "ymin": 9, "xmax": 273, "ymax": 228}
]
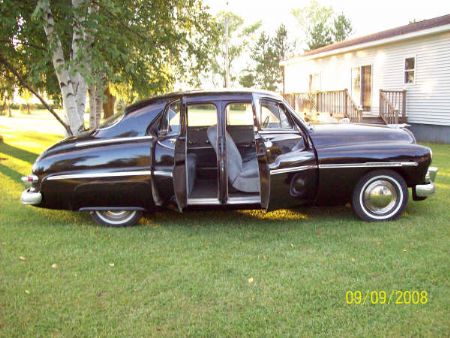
[
  {"xmin": 0, "ymin": 0, "xmax": 218, "ymax": 134},
  {"xmin": 211, "ymin": 11, "xmax": 261, "ymax": 87},
  {"xmin": 333, "ymin": 13, "xmax": 353, "ymax": 42},
  {"xmin": 240, "ymin": 25, "xmax": 294, "ymax": 91},
  {"xmin": 292, "ymin": 0, "xmax": 352, "ymax": 50}
]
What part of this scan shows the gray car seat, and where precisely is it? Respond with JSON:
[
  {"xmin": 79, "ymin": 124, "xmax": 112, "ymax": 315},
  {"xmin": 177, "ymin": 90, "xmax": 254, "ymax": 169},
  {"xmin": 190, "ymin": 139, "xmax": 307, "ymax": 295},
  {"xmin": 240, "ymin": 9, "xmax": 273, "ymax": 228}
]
[{"xmin": 207, "ymin": 126, "xmax": 260, "ymax": 193}]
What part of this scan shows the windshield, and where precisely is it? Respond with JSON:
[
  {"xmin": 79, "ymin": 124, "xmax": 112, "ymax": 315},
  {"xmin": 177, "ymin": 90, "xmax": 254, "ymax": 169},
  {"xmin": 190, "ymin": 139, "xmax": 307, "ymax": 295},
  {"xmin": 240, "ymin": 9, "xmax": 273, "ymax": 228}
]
[{"xmin": 98, "ymin": 111, "xmax": 125, "ymax": 129}]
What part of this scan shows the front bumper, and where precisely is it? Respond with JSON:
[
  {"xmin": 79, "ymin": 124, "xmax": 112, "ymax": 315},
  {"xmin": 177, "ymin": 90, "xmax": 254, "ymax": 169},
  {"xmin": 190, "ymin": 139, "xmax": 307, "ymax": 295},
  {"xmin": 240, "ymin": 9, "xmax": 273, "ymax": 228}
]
[
  {"xmin": 414, "ymin": 167, "xmax": 438, "ymax": 198},
  {"xmin": 21, "ymin": 188, "xmax": 42, "ymax": 205}
]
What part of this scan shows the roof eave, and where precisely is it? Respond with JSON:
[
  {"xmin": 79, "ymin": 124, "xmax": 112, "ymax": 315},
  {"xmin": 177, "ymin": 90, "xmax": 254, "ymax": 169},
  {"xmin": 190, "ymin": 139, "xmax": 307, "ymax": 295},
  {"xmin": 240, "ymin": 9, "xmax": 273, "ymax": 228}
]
[{"xmin": 281, "ymin": 23, "xmax": 450, "ymax": 66}]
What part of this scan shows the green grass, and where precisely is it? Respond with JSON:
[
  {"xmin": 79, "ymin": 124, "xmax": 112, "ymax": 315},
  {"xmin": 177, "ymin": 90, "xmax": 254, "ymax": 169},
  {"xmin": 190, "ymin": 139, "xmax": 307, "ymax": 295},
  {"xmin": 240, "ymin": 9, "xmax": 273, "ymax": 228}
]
[{"xmin": 1, "ymin": 123, "xmax": 449, "ymax": 336}]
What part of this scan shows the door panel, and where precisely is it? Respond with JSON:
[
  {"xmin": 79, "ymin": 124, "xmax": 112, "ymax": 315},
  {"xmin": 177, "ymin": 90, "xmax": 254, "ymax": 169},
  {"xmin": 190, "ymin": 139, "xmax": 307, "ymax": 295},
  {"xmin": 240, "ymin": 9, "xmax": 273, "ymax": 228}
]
[
  {"xmin": 173, "ymin": 98, "xmax": 188, "ymax": 211},
  {"xmin": 152, "ymin": 101, "xmax": 181, "ymax": 205},
  {"xmin": 254, "ymin": 95, "xmax": 318, "ymax": 210}
]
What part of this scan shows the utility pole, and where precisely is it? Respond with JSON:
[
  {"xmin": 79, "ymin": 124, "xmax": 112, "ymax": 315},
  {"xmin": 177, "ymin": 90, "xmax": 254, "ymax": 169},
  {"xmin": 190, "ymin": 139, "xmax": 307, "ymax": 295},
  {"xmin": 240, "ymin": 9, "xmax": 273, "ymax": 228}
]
[{"xmin": 223, "ymin": 2, "xmax": 230, "ymax": 88}]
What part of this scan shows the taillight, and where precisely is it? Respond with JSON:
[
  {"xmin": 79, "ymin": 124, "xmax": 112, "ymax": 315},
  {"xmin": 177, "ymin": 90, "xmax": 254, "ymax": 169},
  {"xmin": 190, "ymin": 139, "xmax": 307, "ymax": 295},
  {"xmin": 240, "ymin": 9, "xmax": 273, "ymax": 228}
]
[{"xmin": 21, "ymin": 175, "xmax": 38, "ymax": 186}]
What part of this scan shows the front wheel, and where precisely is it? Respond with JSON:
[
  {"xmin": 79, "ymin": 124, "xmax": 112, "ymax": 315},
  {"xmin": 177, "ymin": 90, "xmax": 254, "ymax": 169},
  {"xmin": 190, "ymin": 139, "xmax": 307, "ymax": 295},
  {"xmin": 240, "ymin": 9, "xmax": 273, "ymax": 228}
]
[
  {"xmin": 91, "ymin": 210, "xmax": 142, "ymax": 227},
  {"xmin": 352, "ymin": 170, "xmax": 408, "ymax": 222}
]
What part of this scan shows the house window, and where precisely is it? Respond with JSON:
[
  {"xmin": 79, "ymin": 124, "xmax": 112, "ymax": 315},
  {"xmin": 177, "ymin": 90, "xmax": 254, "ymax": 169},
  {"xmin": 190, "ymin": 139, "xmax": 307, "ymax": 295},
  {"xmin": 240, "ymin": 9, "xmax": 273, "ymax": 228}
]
[{"xmin": 404, "ymin": 57, "xmax": 415, "ymax": 84}]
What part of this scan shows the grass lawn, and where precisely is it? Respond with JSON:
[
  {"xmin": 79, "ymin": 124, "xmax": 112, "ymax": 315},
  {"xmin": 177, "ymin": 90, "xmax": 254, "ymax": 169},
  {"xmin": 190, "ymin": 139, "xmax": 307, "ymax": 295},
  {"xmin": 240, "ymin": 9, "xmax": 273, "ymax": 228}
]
[{"xmin": 0, "ymin": 118, "xmax": 449, "ymax": 336}]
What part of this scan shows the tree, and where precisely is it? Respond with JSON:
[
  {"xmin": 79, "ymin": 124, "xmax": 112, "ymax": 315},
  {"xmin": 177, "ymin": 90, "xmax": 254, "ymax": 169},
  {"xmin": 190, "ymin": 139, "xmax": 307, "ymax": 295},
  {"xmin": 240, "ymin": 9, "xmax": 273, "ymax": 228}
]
[
  {"xmin": 0, "ymin": 0, "xmax": 218, "ymax": 135},
  {"xmin": 241, "ymin": 25, "xmax": 294, "ymax": 91},
  {"xmin": 292, "ymin": 0, "xmax": 352, "ymax": 50},
  {"xmin": 333, "ymin": 13, "xmax": 353, "ymax": 42},
  {"xmin": 211, "ymin": 11, "xmax": 261, "ymax": 87}
]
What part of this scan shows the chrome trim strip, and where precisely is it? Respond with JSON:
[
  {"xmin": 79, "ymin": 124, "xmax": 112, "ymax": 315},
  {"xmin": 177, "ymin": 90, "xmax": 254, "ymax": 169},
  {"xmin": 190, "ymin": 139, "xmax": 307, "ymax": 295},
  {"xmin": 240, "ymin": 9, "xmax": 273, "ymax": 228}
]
[
  {"xmin": 270, "ymin": 165, "xmax": 317, "ymax": 175},
  {"xmin": 187, "ymin": 198, "xmax": 221, "ymax": 205},
  {"xmin": 75, "ymin": 136, "xmax": 153, "ymax": 147},
  {"xmin": 319, "ymin": 162, "xmax": 418, "ymax": 169},
  {"xmin": 227, "ymin": 196, "xmax": 261, "ymax": 204},
  {"xmin": 156, "ymin": 140, "xmax": 175, "ymax": 150},
  {"xmin": 153, "ymin": 170, "xmax": 173, "ymax": 177},
  {"xmin": 259, "ymin": 130, "xmax": 300, "ymax": 135},
  {"xmin": 46, "ymin": 170, "xmax": 151, "ymax": 181}
]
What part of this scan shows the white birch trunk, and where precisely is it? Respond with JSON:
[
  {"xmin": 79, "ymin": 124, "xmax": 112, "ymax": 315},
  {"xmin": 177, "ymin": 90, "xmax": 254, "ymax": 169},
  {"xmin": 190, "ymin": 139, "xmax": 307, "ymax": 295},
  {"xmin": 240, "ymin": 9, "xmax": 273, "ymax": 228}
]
[
  {"xmin": 71, "ymin": 0, "xmax": 87, "ymax": 123},
  {"xmin": 39, "ymin": 0, "xmax": 83, "ymax": 135}
]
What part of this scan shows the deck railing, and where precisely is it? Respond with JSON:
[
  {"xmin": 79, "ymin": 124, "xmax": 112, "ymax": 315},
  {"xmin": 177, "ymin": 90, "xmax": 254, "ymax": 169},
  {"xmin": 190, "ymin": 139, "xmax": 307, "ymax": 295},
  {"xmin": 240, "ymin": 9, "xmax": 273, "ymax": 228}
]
[
  {"xmin": 379, "ymin": 90, "xmax": 406, "ymax": 124},
  {"xmin": 283, "ymin": 89, "xmax": 361, "ymax": 122}
]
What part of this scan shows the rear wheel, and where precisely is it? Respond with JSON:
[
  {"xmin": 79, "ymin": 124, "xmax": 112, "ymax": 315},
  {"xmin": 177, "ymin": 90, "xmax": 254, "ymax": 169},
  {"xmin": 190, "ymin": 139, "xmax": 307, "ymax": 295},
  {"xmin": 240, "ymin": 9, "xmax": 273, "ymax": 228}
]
[
  {"xmin": 352, "ymin": 170, "xmax": 408, "ymax": 222},
  {"xmin": 91, "ymin": 210, "xmax": 142, "ymax": 227}
]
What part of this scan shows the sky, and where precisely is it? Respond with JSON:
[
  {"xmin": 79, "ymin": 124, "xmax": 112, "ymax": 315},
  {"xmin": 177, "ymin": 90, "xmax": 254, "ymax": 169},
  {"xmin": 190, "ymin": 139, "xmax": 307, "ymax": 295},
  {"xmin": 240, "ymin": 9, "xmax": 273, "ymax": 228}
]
[{"xmin": 204, "ymin": 0, "xmax": 450, "ymax": 44}]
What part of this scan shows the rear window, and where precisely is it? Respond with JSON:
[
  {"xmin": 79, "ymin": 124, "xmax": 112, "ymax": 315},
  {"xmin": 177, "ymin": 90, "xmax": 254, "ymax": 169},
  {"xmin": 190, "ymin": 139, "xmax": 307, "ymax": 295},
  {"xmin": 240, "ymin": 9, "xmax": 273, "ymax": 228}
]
[
  {"xmin": 187, "ymin": 103, "xmax": 218, "ymax": 127},
  {"xmin": 226, "ymin": 103, "xmax": 254, "ymax": 126}
]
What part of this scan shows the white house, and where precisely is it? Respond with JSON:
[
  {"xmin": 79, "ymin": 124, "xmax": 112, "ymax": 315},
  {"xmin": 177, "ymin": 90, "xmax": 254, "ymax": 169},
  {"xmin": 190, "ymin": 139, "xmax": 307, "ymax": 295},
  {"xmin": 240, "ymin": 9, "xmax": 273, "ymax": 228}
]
[{"xmin": 281, "ymin": 14, "xmax": 450, "ymax": 143}]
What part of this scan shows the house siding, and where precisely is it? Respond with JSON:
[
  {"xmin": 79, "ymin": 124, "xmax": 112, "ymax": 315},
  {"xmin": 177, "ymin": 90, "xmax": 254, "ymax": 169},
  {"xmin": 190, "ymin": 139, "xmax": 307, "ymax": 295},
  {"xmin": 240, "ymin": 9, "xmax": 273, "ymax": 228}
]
[{"xmin": 283, "ymin": 31, "xmax": 450, "ymax": 126}]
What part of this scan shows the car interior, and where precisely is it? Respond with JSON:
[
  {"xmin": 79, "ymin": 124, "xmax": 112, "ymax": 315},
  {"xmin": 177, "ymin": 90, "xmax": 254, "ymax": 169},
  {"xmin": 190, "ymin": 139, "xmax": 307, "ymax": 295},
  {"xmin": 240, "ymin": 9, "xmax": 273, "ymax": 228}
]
[{"xmin": 185, "ymin": 102, "xmax": 261, "ymax": 203}]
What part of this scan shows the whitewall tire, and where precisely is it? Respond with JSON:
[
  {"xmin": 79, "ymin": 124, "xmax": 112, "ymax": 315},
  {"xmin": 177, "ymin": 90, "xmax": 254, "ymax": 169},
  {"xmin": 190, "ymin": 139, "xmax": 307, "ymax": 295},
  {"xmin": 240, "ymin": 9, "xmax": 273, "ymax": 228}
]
[
  {"xmin": 91, "ymin": 210, "xmax": 142, "ymax": 227},
  {"xmin": 352, "ymin": 170, "xmax": 408, "ymax": 222}
]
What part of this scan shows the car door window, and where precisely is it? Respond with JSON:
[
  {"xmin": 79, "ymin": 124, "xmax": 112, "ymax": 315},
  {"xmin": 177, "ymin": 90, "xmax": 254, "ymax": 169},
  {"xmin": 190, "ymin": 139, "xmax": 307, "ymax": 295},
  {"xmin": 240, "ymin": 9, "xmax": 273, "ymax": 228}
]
[
  {"xmin": 260, "ymin": 100, "xmax": 293, "ymax": 130},
  {"xmin": 160, "ymin": 101, "xmax": 181, "ymax": 135}
]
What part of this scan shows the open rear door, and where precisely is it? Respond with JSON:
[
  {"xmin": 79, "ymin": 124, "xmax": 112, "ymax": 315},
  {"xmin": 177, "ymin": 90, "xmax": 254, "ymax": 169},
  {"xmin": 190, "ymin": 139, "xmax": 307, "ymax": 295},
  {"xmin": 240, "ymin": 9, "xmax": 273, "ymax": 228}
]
[
  {"xmin": 173, "ymin": 96, "xmax": 187, "ymax": 211},
  {"xmin": 252, "ymin": 94, "xmax": 271, "ymax": 210}
]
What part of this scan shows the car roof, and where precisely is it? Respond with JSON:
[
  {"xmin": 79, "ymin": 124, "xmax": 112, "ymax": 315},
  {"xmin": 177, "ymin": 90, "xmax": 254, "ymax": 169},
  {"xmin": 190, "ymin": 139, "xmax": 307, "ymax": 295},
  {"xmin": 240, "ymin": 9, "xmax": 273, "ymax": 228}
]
[{"xmin": 125, "ymin": 89, "xmax": 283, "ymax": 114}]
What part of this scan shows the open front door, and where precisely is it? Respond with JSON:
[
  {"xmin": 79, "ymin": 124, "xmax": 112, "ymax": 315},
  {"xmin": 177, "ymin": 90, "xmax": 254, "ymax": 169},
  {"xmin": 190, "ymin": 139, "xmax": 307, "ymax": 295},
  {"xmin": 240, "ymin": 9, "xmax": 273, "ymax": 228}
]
[
  {"xmin": 252, "ymin": 95, "xmax": 271, "ymax": 209},
  {"xmin": 173, "ymin": 96, "xmax": 187, "ymax": 211},
  {"xmin": 253, "ymin": 94, "xmax": 318, "ymax": 211}
]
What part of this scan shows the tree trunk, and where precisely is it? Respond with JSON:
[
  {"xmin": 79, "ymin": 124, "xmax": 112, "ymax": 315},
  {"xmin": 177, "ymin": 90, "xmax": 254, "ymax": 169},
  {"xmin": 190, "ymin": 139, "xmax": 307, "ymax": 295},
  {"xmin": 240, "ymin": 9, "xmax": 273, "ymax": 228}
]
[
  {"xmin": 88, "ymin": 85, "xmax": 96, "ymax": 129},
  {"xmin": 71, "ymin": 0, "xmax": 87, "ymax": 123},
  {"xmin": 95, "ymin": 88, "xmax": 103, "ymax": 126},
  {"xmin": 103, "ymin": 86, "xmax": 115, "ymax": 119},
  {"xmin": 7, "ymin": 104, "xmax": 12, "ymax": 117},
  {"xmin": 39, "ymin": 0, "xmax": 83, "ymax": 135}
]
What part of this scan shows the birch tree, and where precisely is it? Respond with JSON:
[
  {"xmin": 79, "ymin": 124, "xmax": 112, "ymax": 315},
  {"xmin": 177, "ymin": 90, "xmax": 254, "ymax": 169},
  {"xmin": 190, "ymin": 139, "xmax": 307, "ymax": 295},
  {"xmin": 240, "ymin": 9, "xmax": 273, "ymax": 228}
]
[{"xmin": 0, "ymin": 0, "xmax": 218, "ymax": 135}]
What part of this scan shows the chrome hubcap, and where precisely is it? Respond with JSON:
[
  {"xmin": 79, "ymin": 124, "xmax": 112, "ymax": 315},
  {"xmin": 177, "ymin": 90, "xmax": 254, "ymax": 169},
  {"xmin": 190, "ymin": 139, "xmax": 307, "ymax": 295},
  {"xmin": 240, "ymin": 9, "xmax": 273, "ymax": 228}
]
[
  {"xmin": 363, "ymin": 180, "xmax": 398, "ymax": 215},
  {"xmin": 96, "ymin": 210, "xmax": 136, "ymax": 225}
]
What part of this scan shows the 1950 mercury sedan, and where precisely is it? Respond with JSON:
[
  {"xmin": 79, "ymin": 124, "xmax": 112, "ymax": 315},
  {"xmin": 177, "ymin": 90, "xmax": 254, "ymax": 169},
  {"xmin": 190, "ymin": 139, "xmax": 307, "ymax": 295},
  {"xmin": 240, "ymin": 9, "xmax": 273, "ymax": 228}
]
[{"xmin": 21, "ymin": 90, "xmax": 438, "ymax": 226}]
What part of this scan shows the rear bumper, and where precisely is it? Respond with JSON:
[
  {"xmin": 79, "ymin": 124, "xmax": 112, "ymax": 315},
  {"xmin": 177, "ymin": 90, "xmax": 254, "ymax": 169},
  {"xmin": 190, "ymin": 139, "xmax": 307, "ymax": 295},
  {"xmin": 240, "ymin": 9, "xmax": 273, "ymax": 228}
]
[
  {"xmin": 21, "ymin": 189, "xmax": 42, "ymax": 205},
  {"xmin": 414, "ymin": 167, "xmax": 438, "ymax": 198}
]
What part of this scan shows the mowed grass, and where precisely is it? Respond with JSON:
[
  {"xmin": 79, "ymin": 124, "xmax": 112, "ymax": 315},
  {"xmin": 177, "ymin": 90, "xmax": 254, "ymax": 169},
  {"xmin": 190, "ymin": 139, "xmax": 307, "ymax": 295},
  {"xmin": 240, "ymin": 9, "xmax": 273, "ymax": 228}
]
[{"xmin": 0, "ymin": 121, "xmax": 449, "ymax": 336}]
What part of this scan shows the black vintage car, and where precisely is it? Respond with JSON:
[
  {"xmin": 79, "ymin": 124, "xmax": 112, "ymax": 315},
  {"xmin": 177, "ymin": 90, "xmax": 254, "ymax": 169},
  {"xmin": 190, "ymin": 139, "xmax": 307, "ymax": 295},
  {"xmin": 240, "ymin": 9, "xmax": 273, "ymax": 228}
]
[{"xmin": 21, "ymin": 90, "xmax": 437, "ymax": 226}]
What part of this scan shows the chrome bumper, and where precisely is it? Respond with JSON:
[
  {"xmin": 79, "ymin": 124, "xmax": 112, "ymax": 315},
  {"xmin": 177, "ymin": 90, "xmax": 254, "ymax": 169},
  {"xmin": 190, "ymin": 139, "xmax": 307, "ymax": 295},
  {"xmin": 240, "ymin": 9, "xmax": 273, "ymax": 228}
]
[
  {"xmin": 415, "ymin": 167, "xmax": 438, "ymax": 198},
  {"xmin": 21, "ymin": 188, "xmax": 42, "ymax": 205}
]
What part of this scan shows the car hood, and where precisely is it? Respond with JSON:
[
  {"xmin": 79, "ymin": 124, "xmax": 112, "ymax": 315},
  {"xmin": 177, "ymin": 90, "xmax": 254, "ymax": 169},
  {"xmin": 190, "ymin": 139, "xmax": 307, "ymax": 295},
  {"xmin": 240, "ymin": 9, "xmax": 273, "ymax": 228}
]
[{"xmin": 308, "ymin": 123, "xmax": 415, "ymax": 149}]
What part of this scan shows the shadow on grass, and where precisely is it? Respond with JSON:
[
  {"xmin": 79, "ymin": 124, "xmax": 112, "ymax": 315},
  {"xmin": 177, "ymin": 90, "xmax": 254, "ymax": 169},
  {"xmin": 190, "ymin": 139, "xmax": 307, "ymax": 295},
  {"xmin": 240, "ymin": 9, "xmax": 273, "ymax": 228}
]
[
  {"xmin": 0, "ymin": 143, "xmax": 39, "ymax": 164},
  {"xmin": 0, "ymin": 163, "xmax": 23, "ymax": 182},
  {"xmin": 139, "ymin": 204, "xmax": 353, "ymax": 229}
]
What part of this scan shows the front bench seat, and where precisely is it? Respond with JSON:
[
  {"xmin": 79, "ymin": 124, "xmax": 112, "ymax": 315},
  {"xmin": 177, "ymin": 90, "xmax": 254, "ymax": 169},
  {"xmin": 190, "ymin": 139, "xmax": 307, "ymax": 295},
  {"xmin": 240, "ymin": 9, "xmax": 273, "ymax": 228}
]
[{"xmin": 207, "ymin": 126, "xmax": 260, "ymax": 193}]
